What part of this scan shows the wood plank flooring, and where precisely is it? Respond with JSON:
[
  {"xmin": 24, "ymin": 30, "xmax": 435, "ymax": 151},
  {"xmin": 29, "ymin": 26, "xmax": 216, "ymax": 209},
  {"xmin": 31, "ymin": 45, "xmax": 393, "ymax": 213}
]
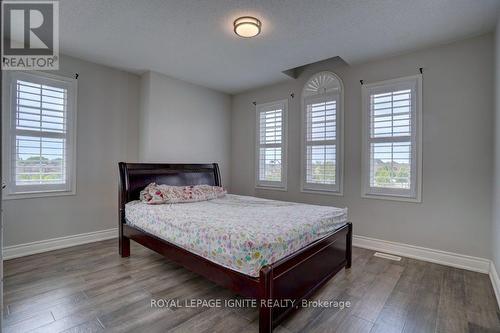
[{"xmin": 3, "ymin": 239, "xmax": 500, "ymax": 333}]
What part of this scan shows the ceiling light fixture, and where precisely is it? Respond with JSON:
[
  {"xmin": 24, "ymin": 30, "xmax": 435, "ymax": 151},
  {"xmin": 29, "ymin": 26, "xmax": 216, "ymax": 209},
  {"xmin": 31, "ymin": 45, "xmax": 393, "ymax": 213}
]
[{"xmin": 234, "ymin": 16, "xmax": 261, "ymax": 38}]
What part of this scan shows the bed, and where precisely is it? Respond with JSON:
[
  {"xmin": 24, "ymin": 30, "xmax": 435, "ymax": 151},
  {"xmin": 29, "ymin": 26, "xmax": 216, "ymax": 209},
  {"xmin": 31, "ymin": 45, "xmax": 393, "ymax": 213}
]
[{"xmin": 119, "ymin": 162, "xmax": 352, "ymax": 333}]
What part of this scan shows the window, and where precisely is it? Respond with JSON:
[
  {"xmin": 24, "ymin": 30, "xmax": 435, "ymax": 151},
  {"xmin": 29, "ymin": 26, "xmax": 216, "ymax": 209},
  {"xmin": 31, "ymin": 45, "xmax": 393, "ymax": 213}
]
[
  {"xmin": 362, "ymin": 75, "xmax": 422, "ymax": 202},
  {"xmin": 301, "ymin": 72, "xmax": 343, "ymax": 194},
  {"xmin": 3, "ymin": 71, "xmax": 77, "ymax": 199},
  {"xmin": 255, "ymin": 100, "xmax": 287, "ymax": 189}
]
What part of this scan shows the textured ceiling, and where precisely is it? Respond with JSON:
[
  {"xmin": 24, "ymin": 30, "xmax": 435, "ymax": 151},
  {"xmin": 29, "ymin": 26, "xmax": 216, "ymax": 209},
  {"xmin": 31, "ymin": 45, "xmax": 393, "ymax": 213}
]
[{"xmin": 59, "ymin": 0, "xmax": 500, "ymax": 94}]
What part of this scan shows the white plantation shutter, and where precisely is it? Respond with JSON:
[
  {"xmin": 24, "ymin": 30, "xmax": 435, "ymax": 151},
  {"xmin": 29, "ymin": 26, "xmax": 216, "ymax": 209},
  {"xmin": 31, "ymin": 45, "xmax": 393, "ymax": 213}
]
[
  {"xmin": 255, "ymin": 100, "xmax": 287, "ymax": 189},
  {"xmin": 5, "ymin": 71, "xmax": 77, "ymax": 197},
  {"xmin": 301, "ymin": 72, "xmax": 343, "ymax": 194},
  {"xmin": 362, "ymin": 75, "xmax": 422, "ymax": 201},
  {"xmin": 305, "ymin": 97, "xmax": 337, "ymax": 185}
]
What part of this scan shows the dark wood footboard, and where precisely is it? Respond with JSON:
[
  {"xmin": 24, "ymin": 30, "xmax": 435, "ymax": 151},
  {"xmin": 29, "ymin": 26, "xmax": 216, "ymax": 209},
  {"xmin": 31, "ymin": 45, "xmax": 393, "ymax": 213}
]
[
  {"xmin": 118, "ymin": 162, "xmax": 352, "ymax": 333},
  {"xmin": 258, "ymin": 222, "xmax": 351, "ymax": 332}
]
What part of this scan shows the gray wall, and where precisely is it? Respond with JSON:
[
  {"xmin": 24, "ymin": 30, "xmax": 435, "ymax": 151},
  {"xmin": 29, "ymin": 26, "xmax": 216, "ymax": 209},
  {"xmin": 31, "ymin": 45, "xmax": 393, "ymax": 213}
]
[
  {"xmin": 2, "ymin": 55, "xmax": 140, "ymax": 246},
  {"xmin": 139, "ymin": 71, "xmax": 232, "ymax": 187},
  {"xmin": 493, "ymin": 21, "xmax": 500, "ymax": 270},
  {"xmin": 231, "ymin": 34, "xmax": 494, "ymax": 259}
]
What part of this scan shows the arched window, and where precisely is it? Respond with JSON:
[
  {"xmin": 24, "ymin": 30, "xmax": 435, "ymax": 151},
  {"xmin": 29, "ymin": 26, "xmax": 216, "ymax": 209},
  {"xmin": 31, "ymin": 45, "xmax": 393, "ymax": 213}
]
[{"xmin": 301, "ymin": 71, "xmax": 343, "ymax": 194}]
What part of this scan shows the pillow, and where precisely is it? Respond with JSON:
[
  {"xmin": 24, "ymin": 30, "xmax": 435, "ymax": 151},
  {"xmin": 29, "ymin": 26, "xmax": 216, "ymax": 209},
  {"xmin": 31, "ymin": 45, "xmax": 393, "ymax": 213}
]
[{"xmin": 139, "ymin": 183, "xmax": 226, "ymax": 204}]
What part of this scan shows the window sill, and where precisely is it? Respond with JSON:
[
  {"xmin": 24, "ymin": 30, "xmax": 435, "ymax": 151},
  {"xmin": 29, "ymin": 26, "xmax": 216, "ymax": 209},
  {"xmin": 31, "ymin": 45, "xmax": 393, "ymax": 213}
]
[
  {"xmin": 3, "ymin": 189, "xmax": 76, "ymax": 200},
  {"xmin": 255, "ymin": 185, "xmax": 288, "ymax": 192},
  {"xmin": 361, "ymin": 193, "xmax": 421, "ymax": 203},
  {"xmin": 301, "ymin": 188, "xmax": 343, "ymax": 197}
]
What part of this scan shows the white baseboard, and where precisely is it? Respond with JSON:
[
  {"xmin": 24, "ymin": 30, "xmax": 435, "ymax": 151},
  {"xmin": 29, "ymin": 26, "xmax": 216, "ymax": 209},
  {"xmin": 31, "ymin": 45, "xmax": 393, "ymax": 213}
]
[
  {"xmin": 3, "ymin": 228, "xmax": 118, "ymax": 260},
  {"xmin": 490, "ymin": 262, "xmax": 500, "ymax": 310},
  {"xmin": 353, "ymin": 235, "xmax": 491, "ymax": 274}
]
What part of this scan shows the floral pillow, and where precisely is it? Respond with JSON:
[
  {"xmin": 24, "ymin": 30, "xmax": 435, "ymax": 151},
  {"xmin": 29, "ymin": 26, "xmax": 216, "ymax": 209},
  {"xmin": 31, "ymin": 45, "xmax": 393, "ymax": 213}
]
[{"xmin": 140, "ymin": 183, "xmax": 227, "ymax": 204}]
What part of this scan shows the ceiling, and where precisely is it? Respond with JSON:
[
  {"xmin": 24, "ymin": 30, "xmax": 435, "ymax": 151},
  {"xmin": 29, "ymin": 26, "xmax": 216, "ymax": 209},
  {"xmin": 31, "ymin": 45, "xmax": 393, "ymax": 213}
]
[{"xmin": 59, "ymin": 0, "xmax": 500, "ymax": 94}]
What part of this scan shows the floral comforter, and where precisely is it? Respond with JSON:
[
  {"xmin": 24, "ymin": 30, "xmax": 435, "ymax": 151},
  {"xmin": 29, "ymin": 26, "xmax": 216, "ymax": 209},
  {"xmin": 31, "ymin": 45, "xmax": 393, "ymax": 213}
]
[{"xmin": 125, "ymin": 194, "xmax": 348, "ymax": 277}]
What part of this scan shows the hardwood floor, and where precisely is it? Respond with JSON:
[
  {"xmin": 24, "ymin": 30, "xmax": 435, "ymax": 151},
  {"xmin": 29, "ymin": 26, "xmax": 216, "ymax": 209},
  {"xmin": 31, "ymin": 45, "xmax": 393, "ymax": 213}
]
[{"xmin": 3, "ymin": 239, "xmax": 500, "ymax": 333}]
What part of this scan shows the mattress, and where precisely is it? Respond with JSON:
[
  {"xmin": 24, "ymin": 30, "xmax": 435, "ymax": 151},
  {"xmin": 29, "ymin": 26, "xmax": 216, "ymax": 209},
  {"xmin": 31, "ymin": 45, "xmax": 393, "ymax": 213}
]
[{"xmin": 125, "ymin": 194, "xmax": 348, "ymax": 277}]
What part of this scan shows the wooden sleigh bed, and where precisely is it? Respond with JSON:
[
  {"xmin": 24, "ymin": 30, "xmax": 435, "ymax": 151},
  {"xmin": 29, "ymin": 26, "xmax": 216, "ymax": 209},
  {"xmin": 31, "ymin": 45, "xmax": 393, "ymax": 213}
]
[{"xmin": 118, "ymin": 162, "xmax": 352, "ymax": 333}]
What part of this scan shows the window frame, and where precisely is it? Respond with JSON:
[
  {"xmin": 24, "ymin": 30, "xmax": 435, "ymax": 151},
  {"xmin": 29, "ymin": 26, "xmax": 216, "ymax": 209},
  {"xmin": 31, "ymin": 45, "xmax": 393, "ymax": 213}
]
[
  {"xmin": 255, "ymin": 99, "xmax": 288, "ymax": 191},
  {"xmin": 361, "ymin": 74, "xmax": 422, "ymax": 202},
  {"xmin": 300, "ymin": 72, "xmax": 344, "ymax": 196},
  {"xmin": 2, "ymin": 70, "xmax": 78, "ymax": 200}
]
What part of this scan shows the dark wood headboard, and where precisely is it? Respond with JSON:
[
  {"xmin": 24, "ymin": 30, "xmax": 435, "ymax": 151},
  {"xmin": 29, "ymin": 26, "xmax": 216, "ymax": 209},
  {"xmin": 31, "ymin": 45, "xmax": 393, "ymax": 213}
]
[{"xmin": 118, "ymin": 162, "xmax": 221, "ymax": 205}]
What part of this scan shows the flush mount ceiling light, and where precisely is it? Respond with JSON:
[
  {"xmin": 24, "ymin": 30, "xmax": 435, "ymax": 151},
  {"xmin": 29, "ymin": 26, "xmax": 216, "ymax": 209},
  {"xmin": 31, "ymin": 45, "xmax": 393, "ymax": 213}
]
[{"xmin": 234, "ymin": 16, "xmax": 261, "ymax": 38}]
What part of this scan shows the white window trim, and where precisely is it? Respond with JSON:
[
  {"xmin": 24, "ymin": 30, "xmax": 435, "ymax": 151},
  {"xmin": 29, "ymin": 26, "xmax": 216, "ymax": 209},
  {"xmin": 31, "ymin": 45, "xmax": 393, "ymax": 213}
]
[
  {"xmin": 2, "ymin": 71, "xmax": 78, "ymax": 200},
  {"xmin": 300, "ymin": 72, "xmax": 344, "ymax": 196},
  {"xmin": 255, "ymin": 99, "xmax": 288, "ymax": 191},
  {"xmin": 361, "ymin": 74, "xmax": 422, "ymax": 203}
]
